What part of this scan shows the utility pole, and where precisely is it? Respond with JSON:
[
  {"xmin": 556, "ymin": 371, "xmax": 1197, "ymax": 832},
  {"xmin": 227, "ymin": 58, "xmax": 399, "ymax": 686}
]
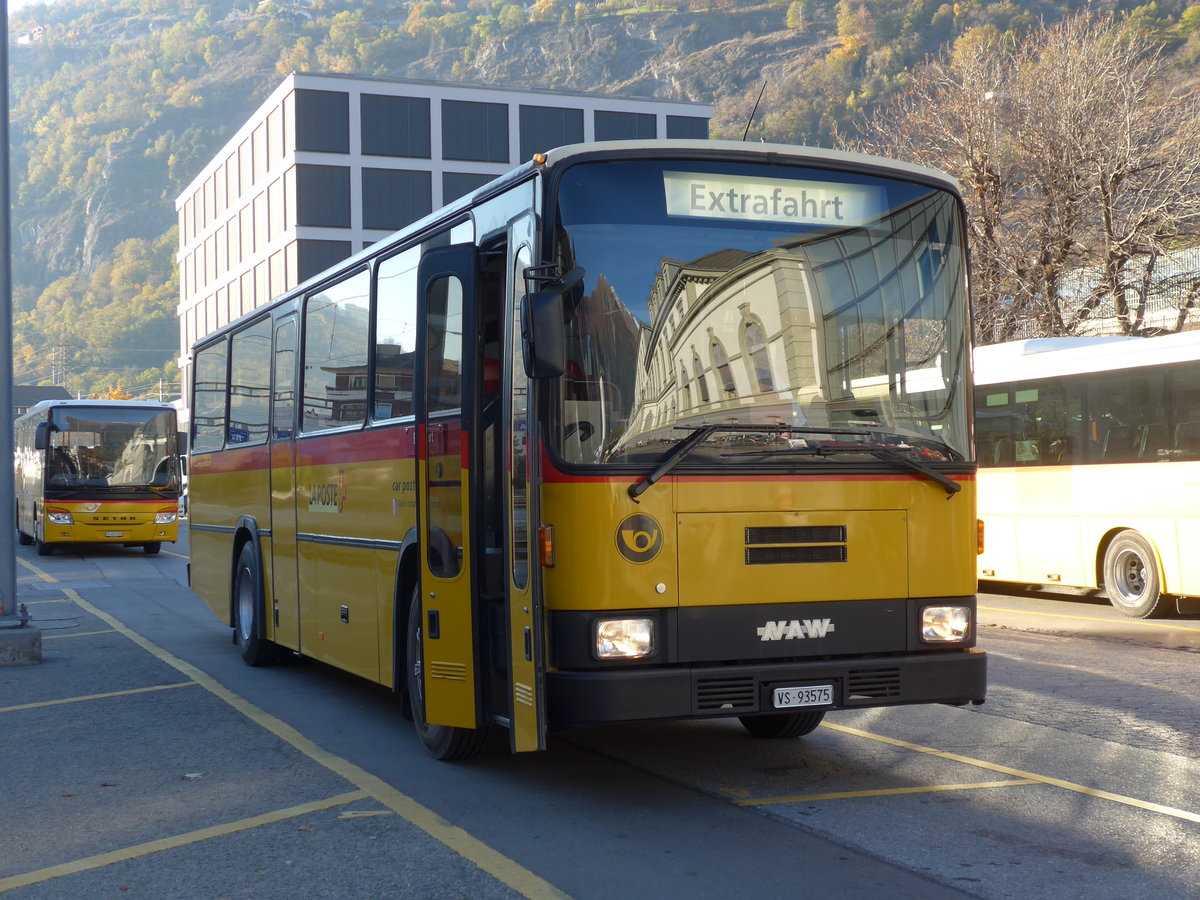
[{"xmin": 1, "ymin": 0, "xmax": 43, "ymax": 664}]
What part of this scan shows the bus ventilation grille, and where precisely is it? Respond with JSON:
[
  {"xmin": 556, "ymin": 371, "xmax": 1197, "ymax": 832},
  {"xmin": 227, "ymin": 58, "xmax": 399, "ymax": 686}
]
[
  {"xmin": 745, "ymin": 546, "xmax": 847, "ymax": 565},
  {"xmin": 847, "ymin": 668, "xmax": 902, "ymax": 699},
  {"xmin": 695, "ymin": 676, "xmax": 757, "ymax": 712},
  {"xmin": 745, "ymin": 526, "xmax": 847, "ymax": 545}
]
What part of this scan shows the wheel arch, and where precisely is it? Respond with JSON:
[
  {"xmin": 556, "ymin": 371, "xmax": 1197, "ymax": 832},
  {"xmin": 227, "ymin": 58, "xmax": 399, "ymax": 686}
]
[{"xmin": 391, "ymin": 525, "xmax": 422, "ymax": 693}]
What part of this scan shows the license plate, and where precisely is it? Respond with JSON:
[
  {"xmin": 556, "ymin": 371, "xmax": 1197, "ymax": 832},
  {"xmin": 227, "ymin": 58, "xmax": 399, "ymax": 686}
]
[
  {"xmin": 772, "ymin": 684, "xmax": 833, "ymax": 709},
  {"xmin": 105, "ymin": 531, "xmax": 124, "ymax": 538}
]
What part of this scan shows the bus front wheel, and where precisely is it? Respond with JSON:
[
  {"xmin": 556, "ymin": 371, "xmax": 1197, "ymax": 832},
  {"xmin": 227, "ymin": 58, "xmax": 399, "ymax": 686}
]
[
  {"xmin": 1103, "ymin": 531, "xmax": 1169, "ymax": 619},
  {"xmin": 738, "ymin": 710, "xmax": 826, "ymax": 739},
  {"xmin": 234, "ymin": 544, "xmax": 280, "ymax": 666},
  {"xmin": 143, "ymin": 542, "xmax": 161, "ymax": 555},
  {"xmin": 405, "ymin": 586, "xmax": 488, "ymax": 761}
]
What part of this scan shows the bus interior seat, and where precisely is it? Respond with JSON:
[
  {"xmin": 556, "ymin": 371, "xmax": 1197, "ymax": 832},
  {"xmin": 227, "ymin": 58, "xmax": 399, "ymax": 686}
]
[
  {"xmin": 1136, "ymin": 424, "xmax": 1168, "ymax": 459},
  {"xmin": 1174, "ymin": 421, "xmax": 1200, "ymax": 456},
  {"xmin": 992, "ymin": 437, "xmax": 1014, "ymax": 466},
  {"xmin": 1101, "ymin": 425, "xmax": 1135, "ymax": 461}
]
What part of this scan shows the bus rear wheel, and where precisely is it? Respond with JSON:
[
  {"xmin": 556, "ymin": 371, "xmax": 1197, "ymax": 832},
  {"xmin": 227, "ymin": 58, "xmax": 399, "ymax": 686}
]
[
  {"xmin": 234, "ymin": 543, "xmax": 280, "ymax": 666},
  {"xmin": 1103, "ymin": 531, "xmax": 1169, "ymax": 618},
  {"xmin": 738, "ymin": 710, "xmax": 826, "ymax": 739},
  {"xmin": 16, "ymin": 506, "xmax": 33, "ymax": 546},
  {"xmin": 405, "ymin": 586, "xmax": 488, "ymax": 761}
]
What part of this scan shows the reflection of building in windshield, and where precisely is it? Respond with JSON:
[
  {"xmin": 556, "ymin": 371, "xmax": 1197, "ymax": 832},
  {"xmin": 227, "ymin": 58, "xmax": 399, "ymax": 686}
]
[{"xmin": 608, "ymin": 191, "xmax": 959, "ymax": 457}]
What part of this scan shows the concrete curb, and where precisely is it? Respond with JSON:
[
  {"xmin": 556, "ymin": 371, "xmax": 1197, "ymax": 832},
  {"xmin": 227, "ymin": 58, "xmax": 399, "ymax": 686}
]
[{"xmin": 0, "ymin": 626, "xmax": 43, "ymax": 665}]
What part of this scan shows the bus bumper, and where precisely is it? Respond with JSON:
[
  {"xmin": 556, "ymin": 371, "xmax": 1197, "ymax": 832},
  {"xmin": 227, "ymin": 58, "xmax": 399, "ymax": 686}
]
[{"xmin": 546, "ymin": 649, "xmax": 986, "ymax": 729}]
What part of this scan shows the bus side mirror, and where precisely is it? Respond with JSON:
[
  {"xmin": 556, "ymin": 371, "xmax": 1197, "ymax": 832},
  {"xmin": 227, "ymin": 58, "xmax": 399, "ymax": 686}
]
[
  {"xmin": 523, "ymin": 290, "xmax": 565, "ymax": 379},
  {"xmin": 34, "ymin": 422, "xmax": 52, "ymax": 451},
  {"xmin": 522, "ymin": 266, "xmax": 582, "ymax": 380}
]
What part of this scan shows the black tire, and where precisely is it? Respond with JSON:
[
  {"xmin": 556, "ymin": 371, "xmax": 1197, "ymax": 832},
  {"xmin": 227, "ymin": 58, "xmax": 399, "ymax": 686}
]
[
  {"xmin": 405, "ymin": 585, "xmax": 488, "ymax": 761},
  {"xmin": 17, "ymin": 530, "xmax": 33, "ymax": 546},
  {"xmin": 233, "ymin": 543, "xmax": 279, "ymax": 666},
  {"xmin": 1103, "ymin": 531, "xmax": 1169, "ymax": 618},
  {"xmin": 143, "ymin": 542, "xmax": 162, "ymax": 556},
  {"xmin": 738, "ymin": 709, "xmax": 826, "ymax": 739},
  {"xmin": 35, "ymin": 536, "xmax": 53, "ymax": 556}
]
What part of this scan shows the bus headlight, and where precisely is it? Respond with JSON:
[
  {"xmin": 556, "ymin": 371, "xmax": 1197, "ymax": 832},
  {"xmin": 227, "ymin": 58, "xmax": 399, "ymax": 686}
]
[
  {"xmin": 921, "ymin": 605, "xmax": 971, "ymax": 642},
  {"xmin": 594, "ymin": 618, "xmax": 655, "ymax": 659},
  {"xmin": 155, "ymin": 512, "xmax": 178, "ymax": 525},
  {"xmin": 47, "ymin": 511, "xmax": 74, "ymax": 525}
]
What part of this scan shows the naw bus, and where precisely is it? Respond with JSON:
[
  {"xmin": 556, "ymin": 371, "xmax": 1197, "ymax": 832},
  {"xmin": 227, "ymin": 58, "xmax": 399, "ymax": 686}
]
[
  {"xmin": 187, "ymin": 140, "xmax": 986, "ymax": 759},
  {"xmin": 975, "ymin": 331, "xmax": 1200, "ymax": 617},
  {"xmin": 14, "ymin": 399, "xmax": 183, "ymax": 556}
]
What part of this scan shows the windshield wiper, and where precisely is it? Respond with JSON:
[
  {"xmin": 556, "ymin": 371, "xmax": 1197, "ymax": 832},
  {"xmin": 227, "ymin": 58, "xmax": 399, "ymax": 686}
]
[
  {"xmin": 724, "ymin": 440, "xmax": 961, "ymax": 496},
  {"xmin": 629, "ymin": 424, "xmax": 718, "ymax": 500},
  {"xmin": 628, "ymin": 424, "xmax": 882, "ymax": 500}
]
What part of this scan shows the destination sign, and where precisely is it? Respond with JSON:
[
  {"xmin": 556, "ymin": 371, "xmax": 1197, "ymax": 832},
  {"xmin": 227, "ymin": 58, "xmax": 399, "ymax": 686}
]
[{"xmin": 663, "ymin": 171, "xmax": 883, "ymax": 227}]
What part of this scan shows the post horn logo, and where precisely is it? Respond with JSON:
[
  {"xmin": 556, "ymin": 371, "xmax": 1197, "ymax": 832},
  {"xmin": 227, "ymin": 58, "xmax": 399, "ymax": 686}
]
[{"xmin": 616, "ymin": 514, "xmax": 663, "ymax": 564}]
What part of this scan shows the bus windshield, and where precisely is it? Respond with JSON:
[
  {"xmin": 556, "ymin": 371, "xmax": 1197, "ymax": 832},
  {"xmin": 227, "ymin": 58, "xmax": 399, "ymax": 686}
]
[
  {"xmin": 47, "ymin": 406, "xmax": 180, "ymax": 492},
  {"xmin": 549, "ymin": 158, "xmax": 971, "ymax": 467}
]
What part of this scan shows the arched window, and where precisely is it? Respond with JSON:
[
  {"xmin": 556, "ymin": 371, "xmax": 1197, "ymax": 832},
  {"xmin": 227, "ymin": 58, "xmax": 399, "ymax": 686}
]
[
  {"xmin": 680, "ymin": 363, "xmax": 692, "ymax": 409},
  {"xmin": 711, "ymin": 339, "xmax": 735, "ymax": 394},
  {"xmin": 693, "ymin": 353, "xmax": 710, "ymax": 403},
  {"xmin": 744, "ymin": 321, "xmax": 773, "ymax": 392}
]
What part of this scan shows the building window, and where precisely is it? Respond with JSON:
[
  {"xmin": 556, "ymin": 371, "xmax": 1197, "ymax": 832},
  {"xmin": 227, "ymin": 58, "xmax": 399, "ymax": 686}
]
[
  {"xmin": 595, "ymin": 110, "xmax": 656, "ymax": 141},
  {"xmin": 667, "ymin": 115, "xmax": 708, "ymax": 139},
  {"xmin": 361, "ymin": 94, "xmax": 431, "ymax": 158},
  {"xmin": 519, "ymin": 105, "xmax": 583, "ymax": 161},
  {"xmin": 744, "ymin": 320, "xmax": 774, "ymax": 392},
  {"xmin": 711, "ymin": 338, "xmax": 735, "ymax": 394},
  {"xmin": 442, "ymin": 172, "xmax": 492, "ymax": 205},
  {"xmin": 362, "ymin": 169, "xmax": 432, "ymax": 231},
  {"xmin": 295, "ymin": 164, "xmax": 351, "ymax": 228},
  {"xmin": 294, "ymin": 89, "xmax": 349, "ymax": 153},
  {"xmin": 693, "ymin": 353, "xmax": 710, "ymax": 403},
  {"xmin": 297, "ymin": 239, "xmax": 353, "ymax": 283},
  {"xmin": 442, "ymin": 100, "xmax": 509, "ymax": 163}
]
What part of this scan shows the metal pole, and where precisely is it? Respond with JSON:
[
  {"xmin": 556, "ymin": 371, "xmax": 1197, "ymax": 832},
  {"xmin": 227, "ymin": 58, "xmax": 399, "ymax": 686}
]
[{"xmin": 0, "ymin": 0, "xmax": 18, "ymax": 622}]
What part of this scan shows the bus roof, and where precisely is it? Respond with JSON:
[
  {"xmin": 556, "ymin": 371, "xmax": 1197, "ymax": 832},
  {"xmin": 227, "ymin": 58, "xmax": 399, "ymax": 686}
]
[
  {"xmin": 18, "ymin": 399, "xmax": 177, "ymax": 419},
  {"xmin": 974, "ymin": 330, "xmax": 1200, "ymax": 385}
]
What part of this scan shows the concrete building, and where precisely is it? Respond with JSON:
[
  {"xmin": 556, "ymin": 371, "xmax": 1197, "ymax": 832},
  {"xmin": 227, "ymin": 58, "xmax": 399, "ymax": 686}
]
[{"xmin": 175, "ymin": 71, "xmax": 712, "ymax": 406}]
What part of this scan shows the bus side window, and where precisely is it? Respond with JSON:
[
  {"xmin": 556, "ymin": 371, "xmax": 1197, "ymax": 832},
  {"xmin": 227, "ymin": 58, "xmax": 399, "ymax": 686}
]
[
  {"xmin": 1136, "ymin": 424, "xmax": 1168, "ymax": 460},
  {"xmin": 1174, "ymin": 421, "xmax": 1200, "ymax": 458},
  {"xmin": 993, "ymin": 437, "xmax": 1014, "ymax": 466}
]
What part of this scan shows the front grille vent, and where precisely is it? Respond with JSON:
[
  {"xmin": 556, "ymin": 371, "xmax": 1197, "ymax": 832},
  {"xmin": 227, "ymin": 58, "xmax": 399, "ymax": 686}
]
[
  {"xmin": 847, "ymin": 668, "xmax": 901, "ymax": 699},
  {"xmin": 745, "ymin": 526, "xmax": 846, "ymax": 545},
  {"xmin": 695, "ymin": 676, "xmax": 757, "ymax": 712},
  {"xmin": 746, "ymin": 546, "xmax": 847, "ymax": 565}
]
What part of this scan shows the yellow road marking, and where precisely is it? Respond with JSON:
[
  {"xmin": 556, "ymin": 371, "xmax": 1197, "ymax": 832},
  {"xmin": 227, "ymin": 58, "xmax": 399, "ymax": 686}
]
[
  {"xmin": 33, "ymin": 576, "xmax": 568, "ymax": 900},
  {"xmin": 18, "ymin": 598, "xmax": 74, "ymax": 605},
  {"xmin": 980, "ymin": 604, "xmax": 1200, "ymax": 632},
  {"xmin": 823, "ymin": 722, "xmax": 1200, "ymax": 824},
  {"xmin": 339, "ymin": 810, "xmax": 395, "ymax": 819},
  {"xmin": 0, "ymin": 682, "xmax": 198, "ymax": 714},
  {"xmin": 736, "ymin": 778, "xmax": 1038, "ymax": 806},
  {"xmin": 0, "ymin": 791, "xmax": 368, "ymax": 893},
  {"xmin": 16, "ymin": 559, "xmax": 55, "ymax": 582},
  {"xmin": 43, "ymin": 629, "xmax": 117, "ymax": 640}
]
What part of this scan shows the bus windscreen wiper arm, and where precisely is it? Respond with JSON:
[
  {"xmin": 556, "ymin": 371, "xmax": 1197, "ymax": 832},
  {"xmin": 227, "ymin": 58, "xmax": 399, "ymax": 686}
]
[
  {"xmin": 629, "ymin": 424, "xmax": 719, "ymax": 500},
  {"xmin": 868, "ymin": 445, "xmax": 961, "ymax": 496}
]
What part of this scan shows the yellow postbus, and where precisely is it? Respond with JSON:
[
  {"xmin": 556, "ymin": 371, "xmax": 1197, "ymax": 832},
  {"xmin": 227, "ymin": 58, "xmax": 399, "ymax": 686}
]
[
  {"xmin": 14, "ymin": 399, "xmax": 183, "ymax": 556},
  {"xmin": 975, "ymin": 332, "xmax": 1200, "ymax": 618},
  {"xmin": 188, "ymin": 140, "xmax": 986, "ymax": 759}
]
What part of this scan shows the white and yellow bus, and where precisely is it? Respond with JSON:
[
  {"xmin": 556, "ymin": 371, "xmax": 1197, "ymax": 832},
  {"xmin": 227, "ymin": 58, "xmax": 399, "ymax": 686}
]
[
  {"xmin": 188, "ymin": 140, "xmax": 986, "ymax": 759},
  {"xmin": 14, "ymin": 399, "xmax": 183, "ymax": 556},
  {"xmin": 975, "ymin": 331, "xmax": 1200, "ymax": 617}
]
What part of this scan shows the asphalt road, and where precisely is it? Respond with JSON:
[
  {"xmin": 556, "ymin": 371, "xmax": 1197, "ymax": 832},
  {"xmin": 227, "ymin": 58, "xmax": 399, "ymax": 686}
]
[{"xmin": 3, "ymin": 529, "xmax": 1198, "ymax": 899}]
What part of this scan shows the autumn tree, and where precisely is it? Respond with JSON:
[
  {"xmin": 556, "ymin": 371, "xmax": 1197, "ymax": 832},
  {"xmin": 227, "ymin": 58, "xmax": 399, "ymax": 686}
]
[{"xmin": 858, "ymin": 13, "xmax": 1200, "ymax": 342}]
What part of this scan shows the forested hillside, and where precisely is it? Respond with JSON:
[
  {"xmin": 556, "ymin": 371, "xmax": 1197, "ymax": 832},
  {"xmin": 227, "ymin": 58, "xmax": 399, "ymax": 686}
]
[{"xmin": 9, "ymin": 0, "xmax": 1200, "ymax": 398}]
